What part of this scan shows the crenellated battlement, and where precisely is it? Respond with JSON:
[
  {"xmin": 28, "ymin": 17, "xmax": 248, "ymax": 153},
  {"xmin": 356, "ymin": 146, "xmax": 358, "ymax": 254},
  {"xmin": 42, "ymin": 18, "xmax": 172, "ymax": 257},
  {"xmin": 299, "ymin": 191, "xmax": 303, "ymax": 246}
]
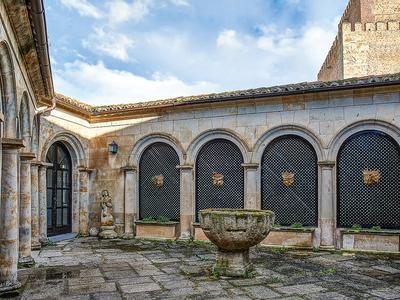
[
  {"xmin": 341, "ymin": 21, "xmax": 400, "ymax": 32},
  {"xmin": 317, "ymin": 36, "xmax": 340, "ymax": 81}
]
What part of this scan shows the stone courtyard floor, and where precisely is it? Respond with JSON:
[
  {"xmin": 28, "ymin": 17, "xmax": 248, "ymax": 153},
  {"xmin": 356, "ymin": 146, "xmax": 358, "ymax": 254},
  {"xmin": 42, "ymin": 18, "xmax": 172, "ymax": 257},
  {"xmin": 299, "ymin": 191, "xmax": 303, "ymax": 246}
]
[{"xmin": 6, "ymin": 238, "xmax": 400, "ymax": 299}]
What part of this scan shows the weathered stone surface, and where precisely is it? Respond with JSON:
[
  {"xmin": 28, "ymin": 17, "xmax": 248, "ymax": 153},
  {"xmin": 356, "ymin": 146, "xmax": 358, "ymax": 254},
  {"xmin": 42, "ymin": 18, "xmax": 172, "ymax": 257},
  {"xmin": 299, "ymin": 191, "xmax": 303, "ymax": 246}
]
[
  {"xmin": 10, "ymin": 238, "xmax": 400, "ymax": 299},
  {"xmin": 200, "ymin": 209, "xmax": 274, "ymax": 277}
]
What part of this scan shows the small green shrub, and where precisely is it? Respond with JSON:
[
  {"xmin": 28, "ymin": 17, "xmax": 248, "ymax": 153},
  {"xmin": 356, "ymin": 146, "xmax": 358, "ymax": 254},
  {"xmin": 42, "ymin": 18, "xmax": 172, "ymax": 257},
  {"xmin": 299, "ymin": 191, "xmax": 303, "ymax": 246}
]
[
  {"xmin": 157, "ymin": 216, "xmax": 170, "ymax": 223},
  {"xmin": 351, "ymin": 224, "xmax": 362, "ymax": 231},
  {"xmin": 320, "ymin": 268, "xmax": 337, "ymax": 275},
  {"xmin": 371, "ymin": 226, "xmax": 382, "ymax": 232},
  {"xmin": 47, "ymin": 239, "xmax": 57, "ymax": 247},
  {"xmin": 290, "ymin": 223, "xmax": 303, "ymax": 229},
  {"xmin": 272, "ymin": 223, "xmax": 281, "ymax": 228},
  {"xmin": 142, "ymin": 216, "xmax": 156, "ymax": 222}
]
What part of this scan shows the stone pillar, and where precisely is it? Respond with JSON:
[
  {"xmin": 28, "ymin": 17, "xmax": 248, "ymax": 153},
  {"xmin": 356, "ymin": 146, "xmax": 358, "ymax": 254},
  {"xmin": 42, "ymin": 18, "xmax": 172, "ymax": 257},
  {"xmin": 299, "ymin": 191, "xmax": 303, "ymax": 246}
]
[
  {"xmin": 30, "ymin": 162, "xmax": 41, "ymax": 250},
  {"xmin": 177, "ymin": 165, "xmax": 194, "ymax": 240},
  {"xmin": 78, "ymin": 168, "xmax": 91, "ymax": 237},
  {"xmin": 318, "ymin": 161, "xmax": 336, "ymax": 249},
  {"xmin": 122, "ymin": 167, "xmax": 136, "ymax": 238},
  {"xmin": 0, "ymin": 138, "xmax": 24, "ymax": 294},
  {"xmin": 242, "ymin": 163, "xmax": 260, "ymax": 209},
  {"xmin": 18, "ymin": 152, "xmax": 36, "ymax": 267},
  {"xmin": 38, "ymin": 163, "xmax": 52, "ymax": 245}
]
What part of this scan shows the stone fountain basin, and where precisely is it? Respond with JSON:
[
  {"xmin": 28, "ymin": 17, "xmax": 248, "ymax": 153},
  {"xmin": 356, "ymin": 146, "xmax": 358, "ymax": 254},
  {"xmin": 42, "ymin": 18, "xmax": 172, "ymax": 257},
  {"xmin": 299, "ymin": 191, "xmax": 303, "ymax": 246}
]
[{"xmin": 199, "ymin": 208, "xmax": 275, "ymax": 251}]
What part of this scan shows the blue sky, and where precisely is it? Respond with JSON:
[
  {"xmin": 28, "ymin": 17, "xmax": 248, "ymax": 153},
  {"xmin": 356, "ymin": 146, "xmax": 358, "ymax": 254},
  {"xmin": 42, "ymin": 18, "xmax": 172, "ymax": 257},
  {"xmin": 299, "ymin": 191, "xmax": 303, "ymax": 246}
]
[{"xmin": 46, "ymin": 0, "xmax": 348, "ymax": 105}]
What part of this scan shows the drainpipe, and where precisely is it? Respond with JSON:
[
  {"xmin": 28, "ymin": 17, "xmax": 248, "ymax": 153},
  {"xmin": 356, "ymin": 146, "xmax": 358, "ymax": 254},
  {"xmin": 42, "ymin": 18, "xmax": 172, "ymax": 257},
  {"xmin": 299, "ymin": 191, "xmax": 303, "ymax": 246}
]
[
  {"xmin": 36, "ymin": 96, "xmax": 56, "ymax": 116},
  {"xmin": 29, "ymin": 0, "xmax": 54, "ymax": 99}
]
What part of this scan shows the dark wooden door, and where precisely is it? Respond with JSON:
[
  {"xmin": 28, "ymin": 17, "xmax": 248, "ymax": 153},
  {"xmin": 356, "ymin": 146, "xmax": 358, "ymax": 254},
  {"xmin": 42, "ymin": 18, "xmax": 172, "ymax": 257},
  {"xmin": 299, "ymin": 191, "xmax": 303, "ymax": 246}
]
[{"xmin": 46, "ymin": 142, "xmax": 72, "ymax": 236}]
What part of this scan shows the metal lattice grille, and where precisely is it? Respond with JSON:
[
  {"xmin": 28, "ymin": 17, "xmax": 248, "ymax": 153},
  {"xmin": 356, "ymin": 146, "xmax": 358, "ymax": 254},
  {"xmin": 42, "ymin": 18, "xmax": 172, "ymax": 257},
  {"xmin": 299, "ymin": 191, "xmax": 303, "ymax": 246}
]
[
  {"xmin": 261, "ymin": 135, "xmax": 318, "ymax": 226},
  {"xmin": 337, "ymin": 131, "xmax": 400, "ymax": 229},
  {"xmin": 139, "ymin": 142, "xmax": 180, "ymax": 220},
  {"xmin": 195, "ymin": 139, "xmax": 244, "ymax": 221}
]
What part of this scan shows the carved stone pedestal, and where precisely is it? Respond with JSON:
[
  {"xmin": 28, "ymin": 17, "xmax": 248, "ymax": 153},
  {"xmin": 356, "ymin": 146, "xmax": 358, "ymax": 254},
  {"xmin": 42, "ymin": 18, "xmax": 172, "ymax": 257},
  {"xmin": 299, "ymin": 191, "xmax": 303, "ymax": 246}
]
[{"xmin": 98, "ymin": 226, "xmax": 117, "ymax": 239}]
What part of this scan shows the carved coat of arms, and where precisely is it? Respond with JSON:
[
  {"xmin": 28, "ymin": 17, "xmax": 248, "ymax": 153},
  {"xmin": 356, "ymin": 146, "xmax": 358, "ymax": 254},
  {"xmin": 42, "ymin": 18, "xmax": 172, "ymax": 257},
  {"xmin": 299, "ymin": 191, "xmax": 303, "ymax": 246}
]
[
  {"xmin": 212, "ymin": 172, "xmax": 224, "ymax": 188},
  {"xmin": 282, "ymin": 171, "xmax": 295, "ymax": 187},
  {"xmin": 363, "ymin": 169, "xmax": 381, "ymax": 187},
  {"xmin": 151, "ymin": 174, "xmax": 164, "ymax": 188}
]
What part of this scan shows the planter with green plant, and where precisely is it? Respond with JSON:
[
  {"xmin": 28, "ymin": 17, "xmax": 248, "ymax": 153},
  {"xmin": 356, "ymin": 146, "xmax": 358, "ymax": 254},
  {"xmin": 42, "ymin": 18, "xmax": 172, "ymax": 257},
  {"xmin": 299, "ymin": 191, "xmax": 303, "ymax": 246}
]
[
  {"xmin": 341, "ymin": 225, "xmax": 400, "ymax": 252},
  {"xmin": 135, "ymin": 216, "xmax": 180, "ymax": 240},
  {"xmin": 261, "ymin": 222, "xmax": 316, "ymax": 249}
]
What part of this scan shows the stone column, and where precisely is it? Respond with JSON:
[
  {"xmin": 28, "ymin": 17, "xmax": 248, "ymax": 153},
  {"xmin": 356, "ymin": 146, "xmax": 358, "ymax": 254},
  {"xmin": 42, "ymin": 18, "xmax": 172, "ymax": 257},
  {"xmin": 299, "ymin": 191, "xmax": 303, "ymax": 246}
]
[
  {"xmin": 30, "ymin": 162, "xmax": 41, "ymax": 250},
  {"xmin": 177, "ymin": 165, "xmax": 194, "ymax": 240},
  {"xmin": 0, "ymin": 138, "xmax": 24, "ymax": 294},
  {"xmin": 122, "ymin": 166, "xmax": 136, "ymax": 238},
  {"xmin": 318, "ymin": 161, "xmax": 336, "ymax": 249},
  {"xmin": 38, "ymin": 163, "xmax": 52, "ymax": 246},
  {"xmin": 242, "ymin": 163, "xmax": 260, "ymax": 209},
  {"xmin": 18, "ymin": 152, "xmax": 36, "ymax": 267},
  {"xmin": 78, "ymin": 168, "xmax": 91, "ymax": 237}
]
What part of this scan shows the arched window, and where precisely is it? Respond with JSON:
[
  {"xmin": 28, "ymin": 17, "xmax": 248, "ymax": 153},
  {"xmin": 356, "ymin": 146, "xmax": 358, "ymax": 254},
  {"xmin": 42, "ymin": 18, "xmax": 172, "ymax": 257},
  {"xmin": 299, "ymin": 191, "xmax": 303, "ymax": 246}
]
[
  {"xmin": 195, "ymin": 139, "xmax": 244, "ymax": 221},
  {"xmin": 337, "ymin": 130, "xmax": 400, "ymax": 229},
  {"xmin": 46, "ymin": 142, "xmax": 72, "ymax": 236},
  {"xmin": 139, "ymin": 142, "xmax": 180, "ymax": 220},
  {"xmin": 261, "ymin": 135, "xmax": 318, "ymax": 227}
]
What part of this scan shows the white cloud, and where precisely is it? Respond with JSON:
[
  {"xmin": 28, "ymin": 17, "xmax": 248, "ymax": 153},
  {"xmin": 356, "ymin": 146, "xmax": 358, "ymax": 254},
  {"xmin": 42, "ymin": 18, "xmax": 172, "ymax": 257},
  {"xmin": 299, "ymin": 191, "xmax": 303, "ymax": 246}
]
[
  {"xmin": 54, "ymin": 60, "xmax": 219, "ymax": 105},
  {"xmin": 60, "ymin": 0, "xmax": 102, "ymax": 18},
  {"xmin": 216, "ymin": 30, "xmax": 243, "ymax": 49},
  {"xmin": 82, "ymin": 27, "xmax": 135, "ymax": 61},
  {"xmin": 169, "ymin": 0, "xmax": 190, "ymax": 6},
  {"xmin": 107, "ymin": 0, "xmax": 153, "ymax": 24}
]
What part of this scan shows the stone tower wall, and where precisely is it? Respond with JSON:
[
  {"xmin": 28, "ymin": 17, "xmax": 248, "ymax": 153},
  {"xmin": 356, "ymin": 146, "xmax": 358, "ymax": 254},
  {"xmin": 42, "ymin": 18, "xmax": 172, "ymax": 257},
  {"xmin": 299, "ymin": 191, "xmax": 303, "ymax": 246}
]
[
  {"xmin": 342, "ymin": 21, "xmax": 400, "ymax": 79},
  {"xmin": 318, "ymin": 0, "xmax": 400, "ymax": 81}
]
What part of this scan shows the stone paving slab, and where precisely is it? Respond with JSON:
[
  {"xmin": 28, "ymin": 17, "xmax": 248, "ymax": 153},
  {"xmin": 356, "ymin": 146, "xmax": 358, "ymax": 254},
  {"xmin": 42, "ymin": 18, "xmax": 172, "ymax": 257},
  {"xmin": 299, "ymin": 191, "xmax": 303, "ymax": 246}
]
[{"xmin": 4, "ymin": 238, "xmax": 400, "ymax": 300}]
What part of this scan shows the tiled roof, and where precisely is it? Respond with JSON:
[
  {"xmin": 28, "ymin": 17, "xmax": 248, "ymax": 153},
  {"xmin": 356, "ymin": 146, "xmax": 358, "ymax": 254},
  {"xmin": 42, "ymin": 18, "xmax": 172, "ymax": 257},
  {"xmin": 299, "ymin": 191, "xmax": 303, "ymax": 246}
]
[{"xmin": 55, "ymin": 73, "xmax": 400, "ymax": 115}]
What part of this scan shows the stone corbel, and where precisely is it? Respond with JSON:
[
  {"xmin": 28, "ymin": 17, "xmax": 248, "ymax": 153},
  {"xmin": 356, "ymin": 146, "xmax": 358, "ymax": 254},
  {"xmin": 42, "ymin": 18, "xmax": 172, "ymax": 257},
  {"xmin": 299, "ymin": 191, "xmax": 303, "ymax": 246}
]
[
  {"xmin": 77, "ymin": 166, "xmax": 95, "ymax": 173},
  {"xmin": 20, "ymin": 152, "xmax": 36, "ymax": 162},
  {"xmin": 1, "ymin": 138, "xmax": 24, "ymax": 150}
]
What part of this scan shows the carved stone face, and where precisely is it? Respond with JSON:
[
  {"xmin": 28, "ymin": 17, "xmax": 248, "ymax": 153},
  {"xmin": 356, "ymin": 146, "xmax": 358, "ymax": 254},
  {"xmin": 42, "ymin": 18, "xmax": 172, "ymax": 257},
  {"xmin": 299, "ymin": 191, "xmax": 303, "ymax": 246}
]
[
  {"xmin": 282, "ymin": 171, "xmax": 295, "ymax": 187},
  {"xmin": 363, "ymin": 169, "xmax": 381, "ymax": 187},
  {"xmin": 152, "ymin": 175, "xmax": 164, "ymax": 188},
  {"xmin": 212, "ymin": 172, "xmax": 224, "ymax": 188}
]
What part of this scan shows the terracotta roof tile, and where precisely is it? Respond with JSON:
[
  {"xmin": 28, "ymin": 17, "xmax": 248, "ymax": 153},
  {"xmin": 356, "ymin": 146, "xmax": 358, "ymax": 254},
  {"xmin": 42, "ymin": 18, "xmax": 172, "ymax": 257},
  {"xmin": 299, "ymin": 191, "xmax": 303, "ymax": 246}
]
[{"xmin": 55, "ymin": 73, "xmax": 400, "ymax": 115}]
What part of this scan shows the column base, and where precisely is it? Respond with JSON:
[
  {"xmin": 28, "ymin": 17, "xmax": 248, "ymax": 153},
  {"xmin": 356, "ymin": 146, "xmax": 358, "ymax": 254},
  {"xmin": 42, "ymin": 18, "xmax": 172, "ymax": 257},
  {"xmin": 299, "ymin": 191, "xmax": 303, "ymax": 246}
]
[
  {"xmin": 122, "ymin": 233, "xmax": 134, "ymax": 239},
  {"xmin": 31, "ymin": 241, "xmax": 41, "ymax": 251},
  {"xmin": 178, "ymin": 232, "xmax": 192, "ymax": 241},
  {"xmin": 214, "ymin": 249, "xmax": 254, "ymax": 277},
  {"xmin": 0, "ymin": 281, "xmax": 21, "ymax": 295},
  {"xmin": 39, "ymin": 237, "xmax": 48, "ymax": 246},
  {"xmin": 18, "ymin": 256, "xmax": 35, "ymax": 268},
  {"xmin": 319, "ymin": 245, "xmax": 336, "ymax": 251}
]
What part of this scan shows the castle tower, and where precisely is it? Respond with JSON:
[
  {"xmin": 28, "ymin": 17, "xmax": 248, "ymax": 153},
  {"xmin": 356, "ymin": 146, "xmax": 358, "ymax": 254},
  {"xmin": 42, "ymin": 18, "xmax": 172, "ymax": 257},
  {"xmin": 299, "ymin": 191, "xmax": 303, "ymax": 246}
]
[{"xmin": 318, "ymin": 0, "xmax": 400, "ymax": 81}]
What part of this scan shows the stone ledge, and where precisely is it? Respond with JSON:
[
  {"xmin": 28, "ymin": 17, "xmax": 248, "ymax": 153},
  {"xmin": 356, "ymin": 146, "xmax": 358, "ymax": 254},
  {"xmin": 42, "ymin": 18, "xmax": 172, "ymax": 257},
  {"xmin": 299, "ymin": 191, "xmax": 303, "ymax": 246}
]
[{"xmin": 340, "ymin": 228, "xmax": 400, "ymax": 236}]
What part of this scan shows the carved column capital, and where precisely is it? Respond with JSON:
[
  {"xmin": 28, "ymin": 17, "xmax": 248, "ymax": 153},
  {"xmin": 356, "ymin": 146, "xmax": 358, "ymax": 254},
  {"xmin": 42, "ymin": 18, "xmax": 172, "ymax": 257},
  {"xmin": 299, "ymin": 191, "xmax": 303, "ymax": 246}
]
[
  {"xmin": 176, "ymin": 164, "xmax": 193, "ymax": 170},
  {"xmin": 318, "ymin": 161, "xmax": 336, "ymax": 169},
  {"xmin": 121, "ymin": 166, "xmax": 137, "ymax": 173},
  {"xmin": 241, "ymin": 163, "xmax": 259, "ymax": 170}
]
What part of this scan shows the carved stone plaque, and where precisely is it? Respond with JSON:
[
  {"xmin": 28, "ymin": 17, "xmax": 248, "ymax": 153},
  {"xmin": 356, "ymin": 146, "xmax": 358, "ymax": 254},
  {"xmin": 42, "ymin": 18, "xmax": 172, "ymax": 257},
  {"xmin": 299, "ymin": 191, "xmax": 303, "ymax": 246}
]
[
  {"xmin": 212, "ymin": 172, "xmax": 224, "ymax": 188},
  {"xmin": 151, "ymin": 174, "xmax": 164, "ymax": 188},
  {"xmin": 363, "ymin": 169, "xmax": 381, "ymax": 187},
  {"xmin": 282, "ymin": 171, "xmax": 295, "ymax": 187}
]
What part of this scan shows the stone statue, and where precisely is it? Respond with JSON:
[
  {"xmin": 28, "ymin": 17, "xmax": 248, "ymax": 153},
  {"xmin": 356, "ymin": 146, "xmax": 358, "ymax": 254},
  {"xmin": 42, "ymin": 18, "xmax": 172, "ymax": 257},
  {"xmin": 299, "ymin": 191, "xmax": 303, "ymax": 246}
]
[{"xmin": 98, "ymin": 190, "xmax": 117, "ymax": 239}]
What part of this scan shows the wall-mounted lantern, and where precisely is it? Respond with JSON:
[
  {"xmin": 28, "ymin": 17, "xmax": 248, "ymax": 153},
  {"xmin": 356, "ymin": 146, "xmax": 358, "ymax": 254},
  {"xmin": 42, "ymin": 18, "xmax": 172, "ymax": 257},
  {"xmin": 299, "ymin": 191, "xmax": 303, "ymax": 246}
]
[{"xmin": 108, "ymin": 141, "xmax": 118, "ymax": 154}]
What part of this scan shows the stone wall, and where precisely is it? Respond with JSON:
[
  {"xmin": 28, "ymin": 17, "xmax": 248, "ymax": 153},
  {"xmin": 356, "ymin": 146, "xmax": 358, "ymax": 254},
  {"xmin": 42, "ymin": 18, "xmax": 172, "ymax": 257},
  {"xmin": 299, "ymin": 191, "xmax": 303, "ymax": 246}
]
[
  {"xmin": 342, "ymin": 21, "xmax": 400, "ymax": 79},
  {"xmin": 43, "ymin": 84, "xmax": 400, "ymax": 244},
  {"xmin": 318, "ymin": 0, "xmax": 400, "ymax": 81}
]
